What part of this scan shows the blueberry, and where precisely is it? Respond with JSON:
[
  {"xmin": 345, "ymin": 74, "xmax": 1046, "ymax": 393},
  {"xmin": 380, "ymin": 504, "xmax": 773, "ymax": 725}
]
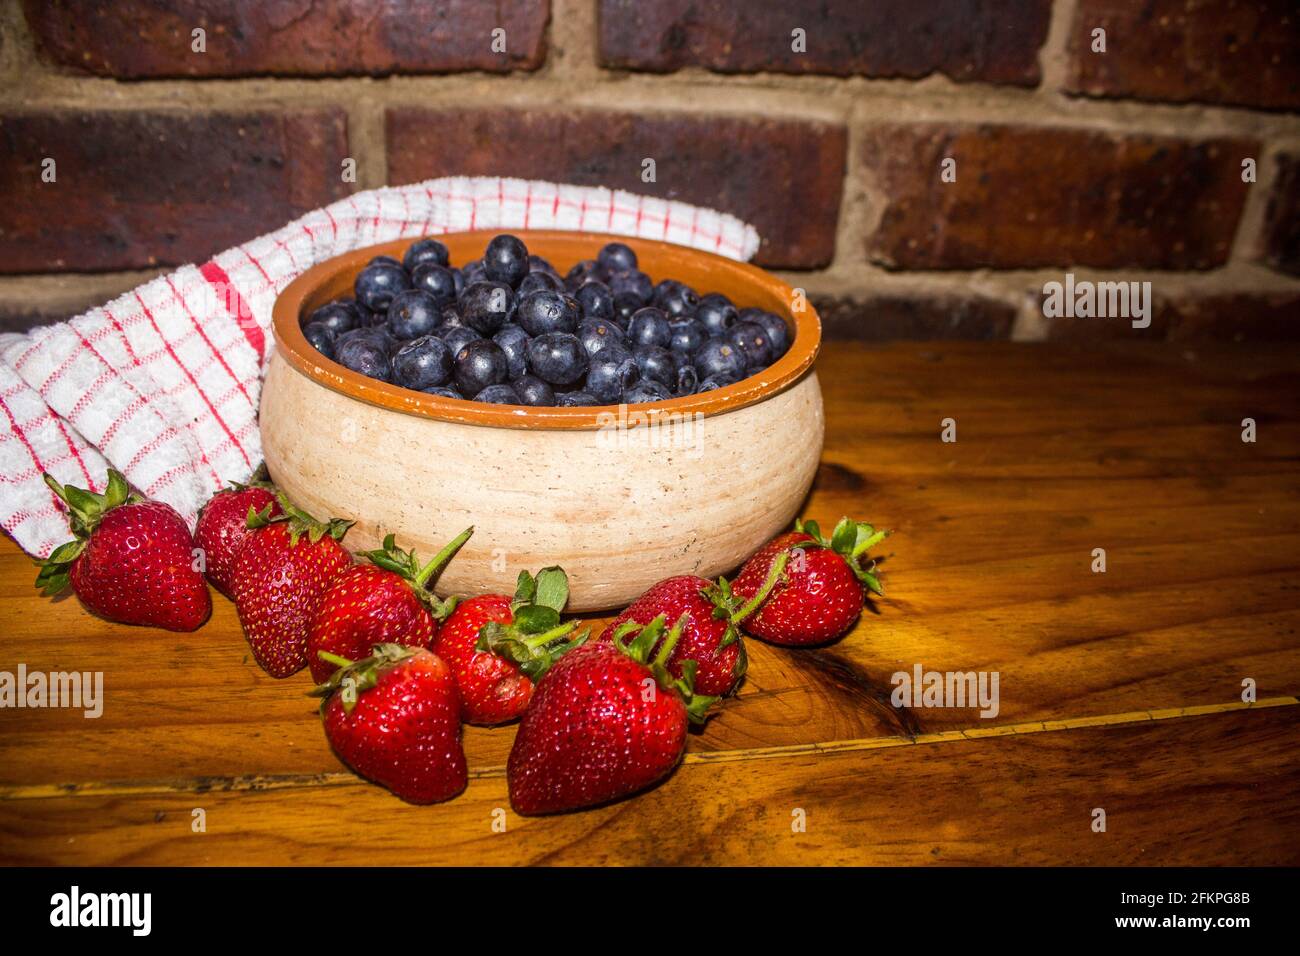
[
  {"xmin": 392, "ymin": 335, "xmax": 452, "ymax": 390},
  {"xmin": 695, "ymin": 293, "xmax": 739, "ymax": 337},
  {"xmin": 453, "ymin": 339, "xmax": 509, "ymax": 395},
  {"xmin": 438, "ymin": 304, "xmax": 467, "ymax": 331},
  {"xmin": 461, "ymin": 260, "xmax": 487, "ymax": 286},
  {"xmin": 586, "ymin": 352, "xmax": 640, "ymax": 403},
  {"xmin": 597, "ymin": 242, "xmax": 638, "ymax": 274},
  {"xmin": 441, "ymin": 326, "xmax": 482, "ymax": 357},
  {"xmin": 302, "ymin": 322, "xmax": 336, "ymax": 359},
  {"xmin": 459, "ymin": 281, "xmax": 515, "ymax": 335},
  {"xmin": 368, "ymin": 255, "xmax": 402, "ymax": 268},
  {"xmin": 516, "ymin": 290, "xmax": 579, "ymax": 337},
  {"xmin": 577, "ymin": 318, "xmax": 627, "ymax": 358},
  {"xmin": 519, "ymin": 271, "xmax": 563, "ymax": 295},
  {"xmin": 306, "ymin": 300, "xmax": 360, "ymax": 335},
  {"xmin": 337, "ymin": 326, "xmax": 389, "ymax": 349},
  {"xmin": 693, "ymin": 339, "xmax": 747, "ymax": 384},
  {"xmin": 744, "ymin": 309, "xmax": 791, "ymax": 359},
  {"xmin": 529, "ymin": 254, "xmax": 560, "ymax": 277},
  {"xmin": 675, "ymin": 364, "xmax": 699, "ymax": 396},
  {"xmin": 623, "ymin": 380, "xmax": 673, "ymax": 404},
  {"xmin": 727, "ymin": 320, "xmax": 773, "ymax": 369},
  {"xmin": 336, "ymin": 335, "xmax": 392, "ymax": 381},
  {"xmin": 355, "ymin": 263, "xmax": 411, "ymax": 312},
  {"xmin": 668, "ymin": 317, "xmax": 704, "ymax": 354},
  {"xmin": 512, "ymin": 374, "xmax": 556, "ymax": 406},
  {"xmin": 403, "ymin": 238, "xmax": 450, "ymax": 272},
  {"xmin": 695, "ymin": 377, "xmax": 726, "ymax": 393},
  {"xmin": 451, "ymin": 267, "xmax": 466, "ymax": 297},
  {"xmin": 608, "ymin": 269, "xmax": 653, "ymax": 304},
  {"xmin": 483, "ymin": 234, "xmax": 529, "ymax": 288},
  {"xmin": 633, "ymin": 345, "xmax": 676, "ymax": 387},
  {"xmin": 611, "ymin": 292, "xmax": 642, "ymax": 327},
  {"xmin": 556, "ymin": 391, "xmax": 599, "ymax": 407},
  {"xmin": 411, "ymin": 263, "xmax": 457, "ymax": 304},
  {"xmin": 493, "ymin": 324, "xmax": 531, "ymax": 379},
  {"xmin": 653, "ymin": 279, "xmax": 699, "ymax": 319},
  {"xmin": 339, "ymin": 325, "xmax": 397, "ymax": 357},
  {"xmin": 565, "ymin": 259, "xmax": 604, "ymax": 290},
  {"xmin": 386, "ymin": 289, "xmax": 443, "ymax": 339},
  {"xmin": 575, "ymin": 280, "xmax": 615, "ymax": 320},
  {"xmin": 526, "ymin": 332, "xmax": 588, "ymax": 386},
  {"xmin": 627, "ymin": 307, "xmax": 672, "ymax": 349},
  {"xmin": 355, "ymin": 304, "xmax": 388, "ymax": 329},
  {"xmin": 423, "ymin": 386, "xmax": 462, "ymax": 400},
  {"xmin": 475, "ymin": 383, "xmax": 522, "ymax": 405}
]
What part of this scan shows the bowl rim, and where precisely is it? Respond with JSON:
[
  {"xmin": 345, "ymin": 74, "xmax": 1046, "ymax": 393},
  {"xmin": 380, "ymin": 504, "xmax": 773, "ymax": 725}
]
[{"xmin": 271, "ymin": 229, "xmax": 821, "ymax": 431}]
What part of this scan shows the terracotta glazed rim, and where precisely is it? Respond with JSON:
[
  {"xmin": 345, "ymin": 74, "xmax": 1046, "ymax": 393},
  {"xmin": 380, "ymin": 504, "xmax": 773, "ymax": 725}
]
[{"xmin": 271, "ymin": 229, "xmax": 821, "ymax": 430}]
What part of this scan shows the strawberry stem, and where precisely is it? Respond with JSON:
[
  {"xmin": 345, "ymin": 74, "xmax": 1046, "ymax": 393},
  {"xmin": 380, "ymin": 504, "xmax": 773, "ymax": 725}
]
[
  {"xmin": 520, "ymin": 620, "xmax": 579, "ymax": 649},
  {"xmin": 414, "ymin": 526, "xmax": 474, "ymax": 589},
  {"xmin": 654, "ymin": 613, "xmax": 689, "ymax": 669},
  {"xmin": 731, "ymin": 548, "xmax": 790, "ymax": 624},
  {"xmin": 317, "ymin": 651, "xmax": 355, "ymax": 671},
  {"xmin": 308, "ymin": 644, "xmax": 417, "ymax": 713}
]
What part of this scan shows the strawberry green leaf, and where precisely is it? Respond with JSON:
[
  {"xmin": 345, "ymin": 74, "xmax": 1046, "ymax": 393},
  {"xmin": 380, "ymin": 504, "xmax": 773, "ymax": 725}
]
[
  {"xmin": 104, "ymin": 469, "xmax": 130, "ymax": 507},
  {"xmin": 512, "ymin": 570, "xmax": 537, "ymax": 609},
  {"xmin": 831, "ymin": 517, "xmax": 857, "ymax": 555},
  {"xmin": 511, "ymin": 603, "xmax": 561, "ymax": 634},
  {"xmin": 532, "ymin": 566, "xmax": 568, "ymax": 613}
]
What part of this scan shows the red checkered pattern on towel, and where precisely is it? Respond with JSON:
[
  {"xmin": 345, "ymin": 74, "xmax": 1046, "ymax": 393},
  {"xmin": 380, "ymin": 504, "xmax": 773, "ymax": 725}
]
[{"xmin": 0, "ymin": 177, "xmax": 760, "ymax": 558}]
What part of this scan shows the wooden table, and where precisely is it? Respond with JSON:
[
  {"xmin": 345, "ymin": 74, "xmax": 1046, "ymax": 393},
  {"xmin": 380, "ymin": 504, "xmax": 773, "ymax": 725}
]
[{"xmin": 2, "ymin": 341, "xmax": 1298, "ymax": 865}]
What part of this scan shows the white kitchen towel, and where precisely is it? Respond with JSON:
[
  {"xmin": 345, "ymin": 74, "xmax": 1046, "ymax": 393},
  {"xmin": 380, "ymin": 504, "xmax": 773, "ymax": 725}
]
[{"xmin": 0, "ymin": 177, "xmax": 761, "ymax": 559}]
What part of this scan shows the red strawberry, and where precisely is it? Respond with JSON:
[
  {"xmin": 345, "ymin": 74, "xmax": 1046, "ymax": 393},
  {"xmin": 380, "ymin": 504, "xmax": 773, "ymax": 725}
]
[
  {"xmin": 35, "ymin": 469, "xmax": 211, "ymax": 631},
  {"xmin": 312, "ymin": 644, "xmax": 466, "ymax": 804},
  {"xmin": 732, "ymin": 517, "xmax": 890, "ymax": 646},
  {"xmin": 194, "ymin": 472, "xmax": 281, "ymax": 598},
  {"xmin": 601, "ymin": 565, "xmax": 791, "ymax": 696},
  {"xmin": 434, "ymin": 566, "xmax": 581, "ymax": 725},
  {"xmin": 306, "ymin": 528, "xmax": 473, "ymax": 683},
  {"xmin": 231, "ymin": 499, "xmax": 352, "ymax": 677},
  {"xmin": 507, "ymin": 614, "xmax": 715, "ymax": 815}
]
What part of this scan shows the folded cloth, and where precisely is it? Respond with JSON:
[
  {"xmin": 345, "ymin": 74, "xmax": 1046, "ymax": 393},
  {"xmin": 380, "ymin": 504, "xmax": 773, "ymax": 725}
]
[{"xmin": 0, "ymin": 177, "xmax": 760, "ymax": 559}]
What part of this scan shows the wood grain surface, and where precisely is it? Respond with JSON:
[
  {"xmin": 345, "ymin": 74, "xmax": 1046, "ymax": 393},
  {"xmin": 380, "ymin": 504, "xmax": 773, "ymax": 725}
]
[{"xmin": 1, "ymin": 341, "xmax": 1298, "ymax": 865}]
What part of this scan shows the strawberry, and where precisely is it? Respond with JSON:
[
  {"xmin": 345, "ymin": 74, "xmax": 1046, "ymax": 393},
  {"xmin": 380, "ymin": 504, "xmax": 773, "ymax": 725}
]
[
  {"xmin": 194, "ymin": 470, "xmax": 281, "ymax": 598},
  {"xmin": 230, "ymin": 498, "xmax": 352, "ymax": 678},
  {"xmin": 35, "ymin": 469, "xmax": 211, "ymax": 631},
  {"xmin": 434, "ymin": 566, "xmax": 581, "ymax": 725},
  {"xmin": 507, "ymin": 614, "xmax": 715, "ymax": 815},
  {"xmin": 311, "ymin": 644, "xmax": 466, "ymax": 804},
  {"xmin": 732, "ymin": 517, "xmax": 890, "ymax": 646},
  {"xmin": 601, "ymin": 563, "xmax": 791, "ymax": 696},
  {"xmin": 306, "ymin": 528, "xmax": 473, "ymax": 683}
]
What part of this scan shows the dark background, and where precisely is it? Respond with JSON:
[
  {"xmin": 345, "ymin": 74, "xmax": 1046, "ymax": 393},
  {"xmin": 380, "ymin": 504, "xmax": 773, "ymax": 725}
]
[{"xmin": 0, "ymin": 0, "xmax": 1297, "ymax": 342}]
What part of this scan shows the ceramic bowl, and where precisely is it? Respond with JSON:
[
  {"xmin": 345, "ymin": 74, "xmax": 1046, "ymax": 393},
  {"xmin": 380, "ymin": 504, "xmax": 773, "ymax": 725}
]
[{"xmin": 263, "ymin": 230, "xmax": 823, "ymax": 611}]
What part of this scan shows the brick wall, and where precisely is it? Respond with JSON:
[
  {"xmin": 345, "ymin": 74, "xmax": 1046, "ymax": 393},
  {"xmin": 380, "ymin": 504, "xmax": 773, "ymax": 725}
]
[{"xmin": 1, "ymin": 0, "xmax": 1297, "ymax": 342}]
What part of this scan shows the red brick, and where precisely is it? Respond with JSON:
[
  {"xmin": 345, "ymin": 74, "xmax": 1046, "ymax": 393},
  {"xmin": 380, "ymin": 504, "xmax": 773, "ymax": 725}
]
[
  {"xmin": 386, "ymin": 108, "xmax": 846, "ymax": 269},
  {"xmin": 814, "ymin": 292, "xmax": 1015, "ymax": 340},
  {"xmin": 1262, "ymin": 152, "xmax": 1300, "ymax": 276},
  {"xmin": 598, "ymin": 0, "xmax": 1051, "ymax": 87},
  {"xmin": 23, "ymin": 0, "xmax": 549, "ymax": 77},
  {"xmin": 0, "ymin": 110, "xmax": 350, "ymax": 273},
  {"xmin": 861, "ymin": 124, "xmax": 1256, "ymax": 271},
  {"xmin": 1162, "ymin": 291, "xmax": 1300, "ymax": 342},
  {"xmin": 1066, "ymin": 0, "xmax": 1300, "ymax": 112},
  {"xmin": 1032, "ymin": 281, "xmax": 1170, "ymax": 341},
  {"xmin": 1036, "ymin": 286, "xmax": 1300, "ymax": 343}
]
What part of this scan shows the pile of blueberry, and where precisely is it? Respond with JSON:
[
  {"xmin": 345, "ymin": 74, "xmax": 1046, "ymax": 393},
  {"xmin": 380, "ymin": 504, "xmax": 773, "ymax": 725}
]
[{"xmin": 301, "ymin": 234, "xmax": 791, "ymax": 407}]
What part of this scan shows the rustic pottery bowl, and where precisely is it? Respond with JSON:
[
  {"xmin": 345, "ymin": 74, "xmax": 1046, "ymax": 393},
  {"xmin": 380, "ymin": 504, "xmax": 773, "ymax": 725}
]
[{"xmin": 263, "ymin": 230, "xmax": 823, "ymax": 611}]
